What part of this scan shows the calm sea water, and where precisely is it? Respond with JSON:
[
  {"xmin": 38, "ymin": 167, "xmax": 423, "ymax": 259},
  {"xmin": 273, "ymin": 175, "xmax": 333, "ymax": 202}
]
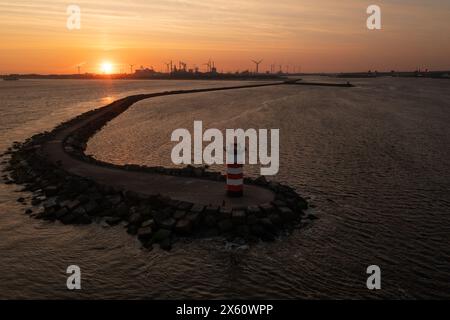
[{"xmin": 1, "ymin": 78, "xmax": 449, "ymax": 299}]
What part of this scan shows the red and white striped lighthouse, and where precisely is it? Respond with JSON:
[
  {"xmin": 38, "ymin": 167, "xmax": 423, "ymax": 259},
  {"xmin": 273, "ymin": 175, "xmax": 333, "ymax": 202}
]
[{"xmin": 226, "ymin": 142, "xmax": 243, "ymax": 197}]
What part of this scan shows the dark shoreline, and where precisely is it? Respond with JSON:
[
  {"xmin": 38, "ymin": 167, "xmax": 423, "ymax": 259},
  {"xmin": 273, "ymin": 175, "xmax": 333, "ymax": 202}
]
[
  {"xmin": 3, "ymin": 70, "xmax": 450, "ymax": 81},
  {"xmin": 0, "ymin": 81, "xmax": 353, "ymax": 250}
]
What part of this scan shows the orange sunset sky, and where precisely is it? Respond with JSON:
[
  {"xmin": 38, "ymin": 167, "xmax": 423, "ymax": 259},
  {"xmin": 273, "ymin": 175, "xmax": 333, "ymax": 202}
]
[{"xmin": 0, "ymin": 0, "xmax": 449, "ymax": 74}]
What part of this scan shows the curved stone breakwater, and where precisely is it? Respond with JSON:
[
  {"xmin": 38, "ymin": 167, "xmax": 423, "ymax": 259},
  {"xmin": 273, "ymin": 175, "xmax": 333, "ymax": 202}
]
[{"xmin": 0, "ymin": 82, "xmax": 329, "ymax": 250}]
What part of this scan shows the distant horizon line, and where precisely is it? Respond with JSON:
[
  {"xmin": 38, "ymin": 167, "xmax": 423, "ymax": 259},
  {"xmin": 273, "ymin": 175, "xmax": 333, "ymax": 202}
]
[{"xmin": 2, "ymin": 69, "xmax": 450, "ymax": 76}]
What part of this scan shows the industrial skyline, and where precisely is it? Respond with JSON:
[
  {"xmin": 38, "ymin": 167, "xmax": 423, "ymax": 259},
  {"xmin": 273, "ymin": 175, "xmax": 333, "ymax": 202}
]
[{"xmin": 72, "ymin": 59, "xmax": 303, "ymax": 76}]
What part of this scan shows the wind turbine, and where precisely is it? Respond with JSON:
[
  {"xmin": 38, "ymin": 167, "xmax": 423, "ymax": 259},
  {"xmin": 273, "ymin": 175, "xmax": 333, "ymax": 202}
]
[
  {"xmin": 252, "ymin": 60, "xmax": 263, "ymax": 74},
  {"xmin": 164, "ymin": 60, "xmax": 174, "ymax": 73},
  {"xmin": 164, "ymin": 62, "xmax": 171, "ymax": 73}
]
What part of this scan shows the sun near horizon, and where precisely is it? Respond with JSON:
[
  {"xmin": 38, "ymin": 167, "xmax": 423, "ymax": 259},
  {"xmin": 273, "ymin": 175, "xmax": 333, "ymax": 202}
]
[
  {"xmin": 0, "ymin": 0, "xmax": 449, "ymax": 74},
  {"xmin": 100, "ymin": 61, "xmax": 114, "ymax": 74}
]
